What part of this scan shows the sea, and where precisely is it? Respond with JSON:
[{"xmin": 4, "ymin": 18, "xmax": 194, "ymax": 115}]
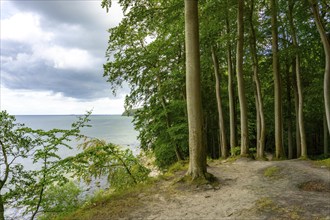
[
  {"xmin": 15, "ymin": 114, "xmax": 140, "ymax": 154},
  {"xmin": 5, "ymin": 115, "xmax": 140, "ymax": 219}
]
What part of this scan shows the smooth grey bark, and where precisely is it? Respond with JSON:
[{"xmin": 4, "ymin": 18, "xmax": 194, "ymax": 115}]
[
  {"xmin": 271, "ymin": 0, "xmax": 284, "ymax": 159},
  {"xmin": 211, "ymin": 46, "xmax": 228, "ymax": 158},
  {"xmin": 324, "ymin": 114, "xmax": 329, "ymax": 155},
  {"xmin": 288, "ymin": 0, "xmax": 308, "ymax": 158},
  {"xmin": 310, "ymin": 0, "xmax": 330, "ymax": 136},
  {"xmin": 292, "ymin": 61, "xmax": 301, "ymax": 158},
  {"xmin": 225, "ymin": 0, "xmax": 237, "ymax": 154},
  {"xmin": 248, "ymin": 0, "xmax": 265, "ymax": 159},
  {"xmin": 286, "ymin": 64, "xmax": 293, "ymax": 159},
  {"xmin": 236, "ymin": 0, "xmax": 249, "ymax": 156},
  {"xmin": 254, "ymin": 89, "xmax": 261, "ymax": 153},
  {"xmin": 185, "ymin": 0, "xmax": 206, "ymax": 178}
]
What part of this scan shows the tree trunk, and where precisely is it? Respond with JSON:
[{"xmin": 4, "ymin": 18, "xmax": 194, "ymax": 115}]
[
  {"xmin": 254, "ymin": 89, "xmax": 261, "ymax": 154},
  {"xmin": 286, "ymin": 63, "xmax": 293, "ymax": 159},
  {"xmin": 248, "ymin": 0, "xmax": 265, "ymax": 159},
  {"xmin": 212, "ymin": 46, "xmax": 228, "ymax": 158},
  {"xmin": 226, "ymin": 0, "xmax": 237, "ymax": 153},
  {"xmin": 271, "ymin": 0, "xmax": 283, "ymax": 159},
  {"xmin": 185, "ymin": 0, "xmax": 206, "ymax": 179},
  {"xmin": 0, "ymin": 194, "xmax": 4, "ymax": 220},
  {"xmin": 236, "ymin": 0, "xmax": 249, "ymax": 156},
  {"xmin": 310, "ymin": 0, "xmax": 330, "ymax": 136},
  {"xmin": 292, "ymin": 61, "xmax": 301, "ymax": 158},
  {"xmin": 288, "ymin": 0, "xmax": 308, "ymax": 158},
  {"xmin": 324, "ymin": 114, "xmax": 329, "ymax": 155}
]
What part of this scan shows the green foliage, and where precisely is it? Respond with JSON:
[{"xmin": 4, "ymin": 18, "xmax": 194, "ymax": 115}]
[
  {"xmin": 121, "ymin": 108, "xmax": 139, "ymax": 116},
  {"xmin": 0, "ymin": 110, "xmax": 91, "ymax": 219},
  {"xmin": 39, "ymin": 182, "xmax": 82, "ymax": 220},
  {"xmin": 154, "ymin": 143, "xmax": 178, "ymax": 169},
  {"xmin": 63, "ymin": 139, "xmax": 150, "ymax": 190},
  {"xmin": 101, "ymin": 0, "xmax": 328, "ymax": 169},
  {"xmin": 102, "ymin": 0, "xmax": 188, "ymax": 168},
  {"xmin": 231, "ymin": 147, "xmax": 241, "ymax": 156}
]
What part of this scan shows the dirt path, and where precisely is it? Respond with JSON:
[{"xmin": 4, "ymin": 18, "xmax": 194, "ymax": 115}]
[
  {"xmin": 127, "ymin": 159, "xmax": 330, "ymax": 220},
  {"xmin": 76, "ymin": 159, "xmax": 330, "ymax": 220}
]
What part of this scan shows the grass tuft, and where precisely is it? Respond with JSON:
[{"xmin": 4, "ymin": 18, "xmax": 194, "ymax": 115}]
[
  {"xmin": 314, "ymin": 158, "xmax": 330, "ymax": 169},
  {"xmin": 263, "ymin": 166, "xmax": 281, "ymax": 178}
]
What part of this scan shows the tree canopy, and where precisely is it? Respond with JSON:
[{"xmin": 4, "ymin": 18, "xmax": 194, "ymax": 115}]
[{"xmin": 102, "ymin": 0, "xmax": 329, "ymax": 166}]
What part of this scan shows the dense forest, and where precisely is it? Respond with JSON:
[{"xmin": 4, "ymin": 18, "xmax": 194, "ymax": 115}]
[{"xmin": 102, "ymin": 0, "xmax": 330, "ymax": 172}]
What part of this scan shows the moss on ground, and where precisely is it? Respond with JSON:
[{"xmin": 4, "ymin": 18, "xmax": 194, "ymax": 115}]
[
  {"xmin": 314, "ymin": 158, "xmax": 330, "ymax": 169},
  {"xmin": 56, "ymin": 179, "xmax": 158, "ymax": 220},
  {"xmin": 263, "ymin": 166, "xmax": 281, "ymax": 178},
  {"xmin": 254, "ymin": 197, "xmax": 302, "ymax": 220}
]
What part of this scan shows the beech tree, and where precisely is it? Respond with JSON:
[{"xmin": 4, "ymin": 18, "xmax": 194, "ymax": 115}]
[
  {"xmin": 309, "ymin": 0, "xmax": 330, "ymax": 136},
  {"xmin": 212, "ymin": 46, "xmax": 228, "ymax": 158},
  {"xmin": 271, "ymin": 0, "xmax": 284, "ymax": 159},
  {"xmin": 101, "ymin": 0, "xmax": 329, "ymax": 168},
  {"xmin": 185, "ymin": 0, "xmax": 206, "ymax": 178},
  {"xmin": 248, "ymin": 0, "xmax": 265, "ymax": 159},
  {"xmin": 287, "ymin": 0, "xmax": 308, "ymax": 158},
  {"xmin": 236, "ymin": 0, "xmax": 249, "ymax": 156},
  {"xmin": 225, "ymin": 0, "xmax": 237, "ymax": 153}
]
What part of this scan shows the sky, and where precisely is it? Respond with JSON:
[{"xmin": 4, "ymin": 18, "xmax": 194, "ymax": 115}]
[{"xmin": 0, "ymin": 0, "xmax": 126, "ymax": 115}]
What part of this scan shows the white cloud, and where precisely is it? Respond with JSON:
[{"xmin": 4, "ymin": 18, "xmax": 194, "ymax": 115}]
[
  {"xmin": 1, "ymin": 12, "xmax": 53, "ymax": 44},
  {"xmin": 35, "ymin": 45, "xmax": 99, "ymax": 70},
  {"xmin": 0, "ymin": 1, "xmax": 126, "ymax": 114},
  {"xmin": 1, "ymin": 12, "xmax": 100, "ymax": 71},
  {"xmin": 0, "ymin": 87, "xmax": 125, "ymax": 115}
]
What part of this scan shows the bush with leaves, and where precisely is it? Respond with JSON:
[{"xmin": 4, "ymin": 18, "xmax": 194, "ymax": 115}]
[
  {"xmin": 63, "ymin": 138, "xmax": 150, "ymax": 190},
  {"xmin": 0, "ymin": 110, "xmax": 90, "ymax": 220},
  {"xmin": 38, "ymin": 181, "xmax": 82, "ymax": 220}
]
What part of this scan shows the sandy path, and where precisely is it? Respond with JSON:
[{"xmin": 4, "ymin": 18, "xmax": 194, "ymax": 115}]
[{"xmin": 127, "ymin": 159, "xmax": 330, "ymax": 220}]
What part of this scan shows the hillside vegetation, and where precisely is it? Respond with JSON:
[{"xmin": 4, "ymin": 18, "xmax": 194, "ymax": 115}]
[{"xmin": 59, "ymin": 159, "xmax": 330, "ymax": 220}]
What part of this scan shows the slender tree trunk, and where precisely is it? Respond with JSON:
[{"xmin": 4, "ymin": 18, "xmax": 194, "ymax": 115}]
[
  {"xmin": 292, "ymin": 61, "xmax": 301, "ymax": 158},
  {"xmin": 324, "ymin": 114, "xmax": 329, "ymax": 155},
  {"xmin": 248, "ymin": 0, "xmax": 265, "ymax": 159},
  {"xmin": 212, "ymin": 46, "xmax": 228, "ymax": 158},
  {"xmin": 286, "ymin": 63, "xmax": 293, "ymax": 159},
  {"xmin": 310, "ymin": 0, "xmax": 330, "ymax": 136},
  {"xmin": 254, "ymin": 89, "xmax": 261, "ymax": 155},
  {"xmin": 185, "ymin": 0, "xmax": 206, "ymax": 179},
  {"xmin": 225, "ymin": 1, "xmax": 237, "ymax": 153},
  {"xmin": 288, "ymin": 0, "xmax": 308, "ymax": 158},
  {"xmin": 236, "ymin": 0, "xmax": 249, "ymax": 156},
  {"xmin": 271, "ymin": 0, "xmax": 283, "ymax": 159},
  {"xmin": 0, "ymin": 194, "xmax": 4, "ymax": 220}
]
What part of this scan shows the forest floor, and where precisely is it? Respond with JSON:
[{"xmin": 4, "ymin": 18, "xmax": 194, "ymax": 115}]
[{"xmin": 63, "ymin": 158, "xmax": 330, "ymax": 220}]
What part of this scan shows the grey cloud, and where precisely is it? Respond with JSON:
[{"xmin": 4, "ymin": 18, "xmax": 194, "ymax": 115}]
[
  {"xmin": 1, "ymin": 1, "xmax": 126, "ymax": 101},
  {"xmin": 12, "ymin": 1, "xmax": 112, "ymax": 27},
  {"xmin": 2, "ymin": 55, "xmax": 109, "ymax": 99},
  {"xmin": 11, "ymin": 0, "xmax": 117, "ymax": 53},
  {"xmin": 1, "ymin": 40, "xmax": 128, "ymax": 100}
]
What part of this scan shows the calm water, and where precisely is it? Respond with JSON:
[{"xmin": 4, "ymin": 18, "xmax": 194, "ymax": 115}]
[
  {"xmin": 5, "ymin": 115, "xmax": 140, "ymax": 219},
  {"xmin": 15, "ymin": 115, "xmax": 140, "ymax": 155}
]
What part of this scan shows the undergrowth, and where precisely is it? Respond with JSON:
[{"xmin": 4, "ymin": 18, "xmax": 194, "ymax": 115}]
[{"xmin": 314, "ymin": 158, "xmax": 330, "ymax": 169}]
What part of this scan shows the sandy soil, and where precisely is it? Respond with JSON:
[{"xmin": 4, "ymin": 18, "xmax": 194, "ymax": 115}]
[{"xmin": 77, "ymin": 159, "xmax": 330, "ymax": 220}]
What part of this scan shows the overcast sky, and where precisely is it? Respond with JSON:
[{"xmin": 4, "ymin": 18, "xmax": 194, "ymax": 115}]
[{"xmin": 0, "ymin": 0, "xmax": 125, "ymax": 115}]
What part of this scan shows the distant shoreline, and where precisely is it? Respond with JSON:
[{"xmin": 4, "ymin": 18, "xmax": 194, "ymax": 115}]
[{"xmin": 14, "ymin": 114, "xmax": 123, "ymax": 116}]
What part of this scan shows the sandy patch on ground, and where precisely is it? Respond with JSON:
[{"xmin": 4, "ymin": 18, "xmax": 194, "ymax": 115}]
[{"xmin": 73, "ymin": 159, "xmax": 330, "ymax": 220}]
